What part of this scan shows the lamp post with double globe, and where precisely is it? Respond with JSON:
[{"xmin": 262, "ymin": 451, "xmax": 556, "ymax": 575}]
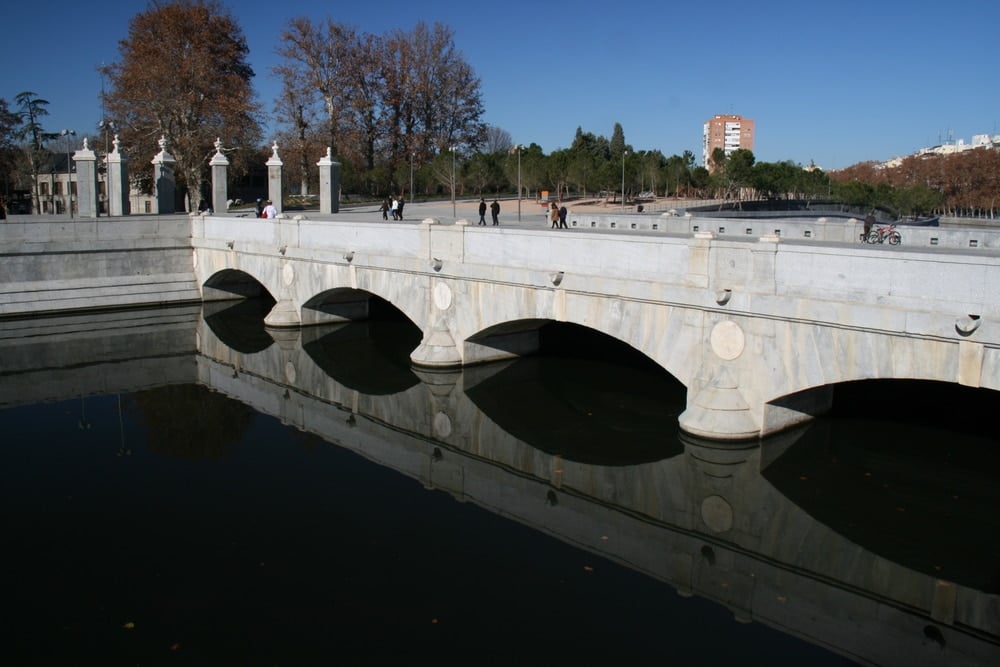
[
  {"xmin": 621, "ymin": 150, "xmax": 628, "ymax": 211},
  {"xmin": 450, "ymin": 146, "xmax": 457, "ymax": 218},
  {"xmin": 516, "ymin": 144, "xmax": 524, "ymax": 221},
  {"xmin": 60, "ymin": 129, "xmax": 76, "ymax": 218}
]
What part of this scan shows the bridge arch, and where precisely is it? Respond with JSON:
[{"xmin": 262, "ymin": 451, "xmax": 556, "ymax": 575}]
[
  {"xmin": 300, "ymin": 286, "xmax": 425, "ymax": 330},
  {"xmin": 202, "ymin": 268, "xmax": 274, "ymax": 302}
]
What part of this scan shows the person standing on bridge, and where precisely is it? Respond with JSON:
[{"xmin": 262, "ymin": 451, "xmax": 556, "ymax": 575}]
[
  {"xmin": 558, "ymin": 204, "xmax": 568, "ymax": 229},
  {"xmin": 478, "ymin": 198, "xmax": 487, "ymax": 225},
  {"xmin": 550, "ymin": 202, "xmax": 559, "ymax": 228},
  {"xmin": 490, "ymin": 198, "xmax": 500, "ymax": 225},
  {"xmin": 397, "ymin": 196, "xmax": 405, "ymax": 220},
  {"xmin": 380, "ymin": 198, "xmax": 389, "ymax": 220},
  {"xmin": 863, "ymin": 211, "xmax": 876, "ymax": 240},
  {"xmin": 262, "ymin": 200, "xmax": 277, "ymax": 219}
]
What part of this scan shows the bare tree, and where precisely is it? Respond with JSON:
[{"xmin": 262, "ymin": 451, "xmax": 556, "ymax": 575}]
[
  {"xmin": 275, "ymin": 17, "xmax": 356, "ymax": 159},
  {"xmin": 483, "ymin": 126, "xmax": 512, "ymax": 155},
  {"xmin": 102, "ymin": 0, "xmax": 262, "ymax": 211},
  {"xmin": 274, "ymin": 18, "xmax": 486, "ymax": 195}
]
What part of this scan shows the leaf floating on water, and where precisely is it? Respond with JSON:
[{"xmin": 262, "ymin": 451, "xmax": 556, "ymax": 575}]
[
  {"xmin": 122, "ymin": 621, "xmax": 135, "ymax": 630},
  {"xmin": 431, "ymin": 618, "xmax": 439, "ymax": 625},
  {"xmin": 583, "ymin": 566, "xmax": 594, "ymax": 572},
  {"xmin": 170, "ymin": 643, "xmax": 181, "ymax": 652},
  {"xmin": 600, "ymin": 535, "xmax": 608, "ymax": 541}
]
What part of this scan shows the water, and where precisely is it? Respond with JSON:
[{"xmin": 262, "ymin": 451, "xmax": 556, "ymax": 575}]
[{"xmin": 1, "ymin": 303, "xmax": 997, "ymax": 665}]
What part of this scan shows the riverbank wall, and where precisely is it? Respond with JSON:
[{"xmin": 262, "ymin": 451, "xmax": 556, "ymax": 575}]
[{"xmin": 0, "ymin": 215, "xmax": 200, "ymax": 318}]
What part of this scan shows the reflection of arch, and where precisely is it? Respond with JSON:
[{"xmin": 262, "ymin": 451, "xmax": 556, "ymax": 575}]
[
  {"xmin": 203, "ymin": 297, "xmax": 275, "ymax": 354},
  {"xmin": 301, "ymin": 298, "xmax": 422, "ymax": 395},
  {"xmin": 463, "ymin": 323, "xmax": 686, "ymax": 465},
  {"xmin": 764, "ymin": 379, "xmax": 1000, "ymax": 593}
]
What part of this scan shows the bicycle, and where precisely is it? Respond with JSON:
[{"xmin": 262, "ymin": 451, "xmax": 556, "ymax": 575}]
[{"xmin": 866, "ymin": 224, "xmax": 901, "ymax": 245}]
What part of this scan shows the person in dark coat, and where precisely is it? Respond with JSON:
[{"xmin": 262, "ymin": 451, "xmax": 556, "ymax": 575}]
[
  {"xmin": 863, "ymin": 211, "xmax": 876, "ymax": 240},
  {"xmin": 380, "ymin": 199, "xmax": 389, "ymax": 220},
  {"xmin": 558, "ymin": 205, "xmax": 568, "ymax": 229},
  {"xmin": 397, "ymin": 196, "xmax": 405, "ymax": 220},
  {"xmin": 478, "ymin": 198, "xmax": 487, "ymax": 225},
  {"xmin": 490, "ymin": 199, "xmax": 500, "ymax": 225}
]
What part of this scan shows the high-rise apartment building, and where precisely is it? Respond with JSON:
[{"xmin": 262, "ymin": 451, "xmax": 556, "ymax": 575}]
[{"xmin": 702, "ymin": 114, "xmax": 755, "ymax": 168}]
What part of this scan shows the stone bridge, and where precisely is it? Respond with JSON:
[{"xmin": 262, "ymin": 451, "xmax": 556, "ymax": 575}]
[
  {"xmin": 192, "ymin": 213, "xmax": 1000, "ymax": 441},
  {"xmin": 2, "ymin": 211, "xmax": 998, "ymax": 441}
]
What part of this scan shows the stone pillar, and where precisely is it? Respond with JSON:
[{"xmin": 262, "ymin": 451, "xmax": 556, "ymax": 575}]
[
  {"xmin": 209, "ymin": 137, "xmax": 229, "ymax": 215},
  {"xmin": 72, "ymin": 137, "xmax": 100, "ymax": 218},
  {"xmin": 105, "ymin": 134, "xmax": 129, "ymax": 216},
  {"xmin": 266, "ymin": 141, "xmax": 283, "ymax": 214},
  {"xmin": 317, "ymin": 147, "xmax": 341, "ymax": 214},
  {"xmin": 151, "ymin": 135, "xmax": 176, "ymax": 214}
]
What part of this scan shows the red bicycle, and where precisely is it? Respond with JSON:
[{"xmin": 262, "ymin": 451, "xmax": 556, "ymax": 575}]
[{"xmin": 866, "ymin": 223, "xmax": 901, "ymax": 245}]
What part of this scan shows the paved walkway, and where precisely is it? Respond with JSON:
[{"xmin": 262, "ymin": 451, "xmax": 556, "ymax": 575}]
[{"xmin": 339, "ymin": 196, "xmax": 646, "ymax": 229}]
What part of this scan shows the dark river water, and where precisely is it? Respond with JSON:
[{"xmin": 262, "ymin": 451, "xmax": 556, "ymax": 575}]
[{"xmin": 0, "ymin": 301, "xmax": 997, "ymax": 666}]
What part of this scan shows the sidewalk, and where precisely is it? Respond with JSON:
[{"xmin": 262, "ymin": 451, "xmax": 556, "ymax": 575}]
[{"xmin": 343, "ymin": 196, "xmax": 634, "ymax": 228}]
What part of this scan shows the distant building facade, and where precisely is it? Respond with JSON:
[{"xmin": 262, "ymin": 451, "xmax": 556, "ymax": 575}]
[
  {"xmin": 33, "ymin": 153, "xmax": 156, "ymax": 215},
  {"xmin": 702, "ymin": 114, "xmax": 755, "ymax": 169},
  {"xmin": 881, "ymin": 133, "xmax": 1000, "ymax": 168}
]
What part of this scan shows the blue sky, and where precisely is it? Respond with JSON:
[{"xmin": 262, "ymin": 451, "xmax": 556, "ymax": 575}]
[{"xmin": 3, "ymin": 0, "xmax": 996, "ymax": 169}]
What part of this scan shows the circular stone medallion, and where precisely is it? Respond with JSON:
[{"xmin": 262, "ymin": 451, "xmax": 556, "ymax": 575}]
[
  {"xmin": 433, "ymin": 282, "xmax": 452, "ymax": 311},
  {"xmin": 282, "ymin": 263, "xmax": 295, "ymax": 287},
  {"xmin": 710, "ymin": 320, "xmax": 745, "ymax": 360}
]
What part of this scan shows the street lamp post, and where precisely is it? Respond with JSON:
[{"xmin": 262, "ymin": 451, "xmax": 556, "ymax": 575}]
[
  {"xmin": 621, "ymin": 150, "xmax": 628, "ymax": 211},
  {"xmin": 99, "ymin": 120, "xmax": 115, "ymax": 214},
  {"xmin": 410, "ymin": 153, "xmax": 414, "ymax": 202},
  {"xmin": 60, "ymin": 129, "xmax": 76, "ymax": 218},
  {"xmin": 450, "ymin": 146, "xmax": 456, "ymax": 218},
  {"xmin": 516, "ymin": 144, "xmax": 523, "ymax": 221}
]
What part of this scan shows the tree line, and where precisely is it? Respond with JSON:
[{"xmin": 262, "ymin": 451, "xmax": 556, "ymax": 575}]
[{"xmin": 0, "ymin": 0, "xmax": 996, "ymax": 218}]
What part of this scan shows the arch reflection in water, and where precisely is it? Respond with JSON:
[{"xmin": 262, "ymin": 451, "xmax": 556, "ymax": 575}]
[
  {"xmin": 0, "ymin": 306, "xmax": 997, "ymax": 665},
  {"xmin": 203, "ymin": 297, "xmax": 275, "ymax": 354}
]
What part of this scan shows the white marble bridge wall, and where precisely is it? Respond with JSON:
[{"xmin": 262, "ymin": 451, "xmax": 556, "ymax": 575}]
[{"xmin": 193, "ymin": 214, "xmax": 1000, "ymax": 441}]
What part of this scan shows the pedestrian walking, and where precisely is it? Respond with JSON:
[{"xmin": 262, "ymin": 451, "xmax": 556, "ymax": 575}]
[
  {"xmin": 558, "ymin": 205, "xmax": 568, "ymax": 229},
  {"xmin": 380, "ymin": 199, "xmax": 389, "ymax": 220},
  {"xmin": 391, "ymin": 197, "xmax": 399, "ymax": 220},
  {"xmin": 397, "ymin": 196, "xmax": 405, "ymax": 220},
  {"xmin": 262, "ymin": 200, "xmax": 277, "ymax": 219},
  {"xmin": 490, "ymin": 199, "xmax": 500, "ymax": 225},
  {"xmin": 478, "ymin": 198, "xmax": 487, "ymax": 225},
  {"xmin": 550, "ymin": 202, "xmax": 559, "ymax": 228}
]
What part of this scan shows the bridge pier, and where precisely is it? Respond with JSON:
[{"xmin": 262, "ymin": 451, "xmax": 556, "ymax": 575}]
[
  {"xmin": 410, "ymin": 316, "xmax": 463, "ymax": 368},
  {"xmin": 264, "ymin": 299, "xmax": 301, "ymax": 328}
]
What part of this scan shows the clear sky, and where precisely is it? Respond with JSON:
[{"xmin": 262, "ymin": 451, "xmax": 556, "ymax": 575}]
[{"xmin": 2, "ymin": 0, "xmax": 996, "ymax": 170}]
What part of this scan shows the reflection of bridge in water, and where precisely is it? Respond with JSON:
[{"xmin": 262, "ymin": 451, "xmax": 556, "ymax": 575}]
[{"xmin": 0, "ymin": 304, "xmax": 997, "ymax": 666}]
